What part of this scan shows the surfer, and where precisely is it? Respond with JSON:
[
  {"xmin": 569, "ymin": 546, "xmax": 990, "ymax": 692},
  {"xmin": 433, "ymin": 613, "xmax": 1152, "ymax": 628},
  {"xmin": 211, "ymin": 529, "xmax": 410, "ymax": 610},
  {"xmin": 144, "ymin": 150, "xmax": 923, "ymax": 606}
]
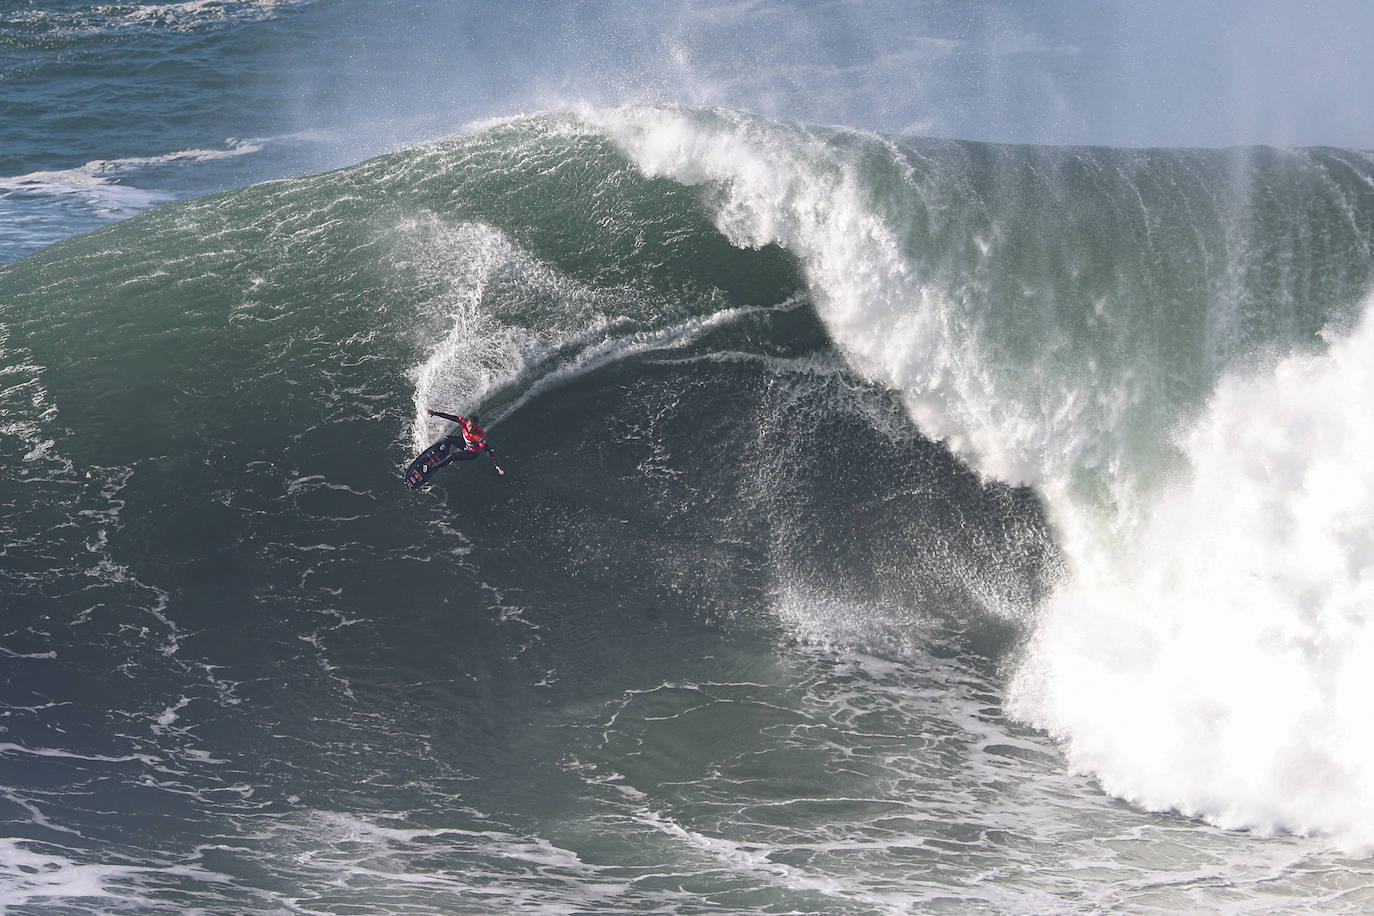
[{"xmin": 424, "ymin": 409, "xmax": 506, "ymax": 476}]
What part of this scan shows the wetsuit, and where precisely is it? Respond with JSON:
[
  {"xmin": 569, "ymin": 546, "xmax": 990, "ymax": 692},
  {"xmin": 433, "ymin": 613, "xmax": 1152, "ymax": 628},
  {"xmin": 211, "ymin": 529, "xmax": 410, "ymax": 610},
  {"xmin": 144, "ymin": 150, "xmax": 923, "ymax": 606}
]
[{"xmin": 427, "ymin": 411, "xmax": 503, "ymax": 473}]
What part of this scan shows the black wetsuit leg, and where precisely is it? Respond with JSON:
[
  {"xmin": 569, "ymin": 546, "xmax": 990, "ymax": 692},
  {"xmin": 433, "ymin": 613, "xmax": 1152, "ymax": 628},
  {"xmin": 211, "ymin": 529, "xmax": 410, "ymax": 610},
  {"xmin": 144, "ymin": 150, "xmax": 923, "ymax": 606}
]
[{"xmin": 431, "ymin": 436, "xmax": 478, "ymax": 470}]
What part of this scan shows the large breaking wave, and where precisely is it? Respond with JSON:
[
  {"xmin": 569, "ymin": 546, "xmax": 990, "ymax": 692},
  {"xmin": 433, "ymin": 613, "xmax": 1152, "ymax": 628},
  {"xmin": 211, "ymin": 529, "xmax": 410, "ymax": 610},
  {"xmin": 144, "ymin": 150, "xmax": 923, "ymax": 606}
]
[{"xmin": 4, "ymin": 105, "xmax": 1374, "ymax": 883}]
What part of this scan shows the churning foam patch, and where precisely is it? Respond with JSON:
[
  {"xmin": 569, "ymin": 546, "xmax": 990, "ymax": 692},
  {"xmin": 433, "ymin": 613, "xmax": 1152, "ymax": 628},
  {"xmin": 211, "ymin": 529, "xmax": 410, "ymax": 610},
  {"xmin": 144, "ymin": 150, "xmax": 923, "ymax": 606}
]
[
  {"xmin": 13, "ymin": 0, "xmax": 312, "ymax": 37},
  {"xmin": 0, "ymin": 140, "xmax": 267, "ymax": 204},
  {"xmin": 1010, "ymin": 300, "xmax": 1374, "ymax": 846},
  {"xmin": 0, "ymin": 139, "xmax": 278, "ymax": 260}
]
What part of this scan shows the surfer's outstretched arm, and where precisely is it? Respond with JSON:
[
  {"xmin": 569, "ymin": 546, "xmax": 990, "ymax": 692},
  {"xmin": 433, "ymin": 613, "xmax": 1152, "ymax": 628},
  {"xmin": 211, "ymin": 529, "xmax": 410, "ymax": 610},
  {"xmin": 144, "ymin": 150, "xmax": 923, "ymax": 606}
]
[
  {"xmin": 486, "ymin": 448, "xmax": 506, "ymax": 476},
  {"xmin": 426, "ymin": 409, "xmax": 463, "ymax": 423}
]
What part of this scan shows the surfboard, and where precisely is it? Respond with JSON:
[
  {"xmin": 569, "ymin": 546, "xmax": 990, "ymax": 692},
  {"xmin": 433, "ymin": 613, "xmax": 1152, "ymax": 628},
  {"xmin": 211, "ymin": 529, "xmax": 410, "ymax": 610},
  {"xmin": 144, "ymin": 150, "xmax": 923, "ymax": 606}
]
[{"xmin": 402, "ymin": 439, "xmax": 451, "ymax": 489}]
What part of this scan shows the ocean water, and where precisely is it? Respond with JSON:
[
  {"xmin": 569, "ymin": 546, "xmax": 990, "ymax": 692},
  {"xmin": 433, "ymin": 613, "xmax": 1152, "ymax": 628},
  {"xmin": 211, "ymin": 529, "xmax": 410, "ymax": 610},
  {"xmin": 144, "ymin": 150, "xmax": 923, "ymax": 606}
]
[{"xmin": 4, "ymin": 3, "xmax": 1374, "ymax": 914}]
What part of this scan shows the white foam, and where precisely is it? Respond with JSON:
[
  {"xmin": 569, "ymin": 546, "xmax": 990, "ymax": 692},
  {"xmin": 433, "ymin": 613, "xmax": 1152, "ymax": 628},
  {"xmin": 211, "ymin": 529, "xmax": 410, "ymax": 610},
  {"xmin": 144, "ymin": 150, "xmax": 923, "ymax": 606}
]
[
  {"xmin": 1009, "ymin": 301, "xmax": 1374, "ymax": 845},
  {"xmin": 0, "ymin": 138, "xmax": 284, "ymax": 258},
  {"xmin": 16, "ymin": 0, "xmax": 311, "ymax": 37},
  {"xmin": 250, "ymin": 809, "xmax": 631, "ymax": 914},
  {"xmin": 0, "ymin": 742, "xmax": 156, "ymax": 765},
  {"xmin": 0, "ymin": 838, "xmax": 133, "ymax": 912},
  {"xmin": 153, "ymin": 697, "xmax": 193, "ymax": 733},
  {"xmin": 0, "ymin": 139, "xmax": 265, "ymax": 217}
]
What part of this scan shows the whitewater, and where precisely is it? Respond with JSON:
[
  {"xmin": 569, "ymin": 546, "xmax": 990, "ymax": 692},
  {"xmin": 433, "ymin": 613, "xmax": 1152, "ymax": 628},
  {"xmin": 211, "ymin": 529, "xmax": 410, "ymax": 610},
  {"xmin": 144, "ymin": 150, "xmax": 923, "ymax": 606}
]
[{"xmin": 5, "ymin": 2, "xmax": 1374, "ymax": 914}]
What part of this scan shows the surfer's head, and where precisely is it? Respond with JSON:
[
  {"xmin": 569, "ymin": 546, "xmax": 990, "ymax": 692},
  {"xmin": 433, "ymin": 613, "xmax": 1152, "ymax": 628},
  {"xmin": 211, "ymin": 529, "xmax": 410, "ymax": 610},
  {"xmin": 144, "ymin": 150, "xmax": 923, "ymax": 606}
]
[{"xmin": 467, "ymin": 415, "xmax": 480, "ymax": 427}]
